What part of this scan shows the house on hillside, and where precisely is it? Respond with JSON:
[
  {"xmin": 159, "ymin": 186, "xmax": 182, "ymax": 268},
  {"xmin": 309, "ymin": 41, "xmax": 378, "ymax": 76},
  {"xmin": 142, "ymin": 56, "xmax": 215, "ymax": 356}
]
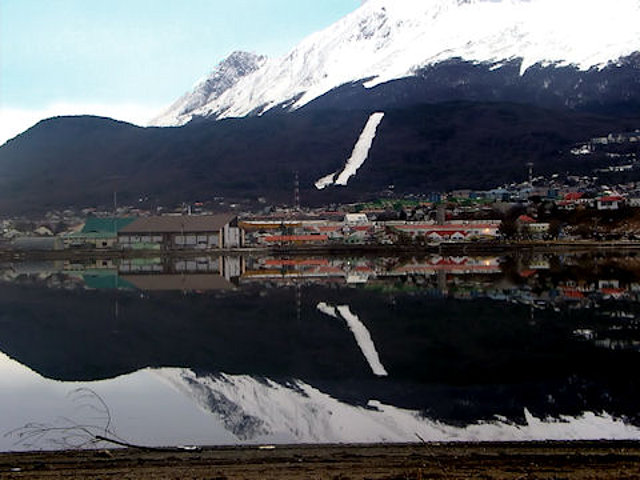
[
  {"xmin": 556, "ymin": 192, "xmax": 585, "ymax": 211},
  {"xmin": 597, "ymin": 196, "xmax": 624, "ymax": 211},
  {"xmin": 344, "ymin": 213, "xmax": 369, "ymax": 225},
  {"xmin": 516, "ymin": 215, "xmax": 550, "ymax": 238},
  {"xmin": 118, "ymin": 214, "xmax": 242, "ymax": 250}
]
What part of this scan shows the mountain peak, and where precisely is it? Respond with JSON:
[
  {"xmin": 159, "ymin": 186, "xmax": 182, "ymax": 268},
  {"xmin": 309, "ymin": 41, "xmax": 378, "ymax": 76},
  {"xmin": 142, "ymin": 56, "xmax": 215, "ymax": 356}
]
[{"xmin": 151, "ymin": 50, "xmax": 267, "ymax": 127}]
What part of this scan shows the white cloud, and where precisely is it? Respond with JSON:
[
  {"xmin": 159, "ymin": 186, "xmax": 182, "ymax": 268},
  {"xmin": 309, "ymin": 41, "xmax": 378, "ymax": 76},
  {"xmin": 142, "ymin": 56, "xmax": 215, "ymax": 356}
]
[{"xmin": 0, "ymin": 103, "xmax": 162, "ymax": 147}]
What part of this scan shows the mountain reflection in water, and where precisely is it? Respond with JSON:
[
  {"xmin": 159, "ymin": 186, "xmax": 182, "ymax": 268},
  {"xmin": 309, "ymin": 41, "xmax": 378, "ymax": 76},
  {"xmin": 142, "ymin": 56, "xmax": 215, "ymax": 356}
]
[{"xmin": 1, "ymin": 252, "xmax": 640, "ymax": 449}]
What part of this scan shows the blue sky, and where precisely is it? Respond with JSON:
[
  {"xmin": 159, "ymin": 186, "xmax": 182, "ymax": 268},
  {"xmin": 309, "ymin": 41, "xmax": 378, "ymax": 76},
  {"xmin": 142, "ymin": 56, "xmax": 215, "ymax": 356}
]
[{"xmin": 0, "ymin": 0, "xmax": 360, "ymax": 144}]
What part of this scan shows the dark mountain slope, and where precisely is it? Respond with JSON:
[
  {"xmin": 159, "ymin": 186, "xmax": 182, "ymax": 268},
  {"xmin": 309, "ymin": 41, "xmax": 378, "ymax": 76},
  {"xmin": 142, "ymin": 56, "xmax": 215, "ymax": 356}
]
[
  {"xmin": 301, "ymin": 56, "xmax": 640, "ymax": 117},
  {"xmin": 362, "ymin": 103, "xmax": 640, "ymax": 193},
  {"xmin": 0, "ymin": 112, "xmax": 368, "ymax": 212},
  {"xmin": 0, "ymin": 104, "xmax": 639, "ymax": 213}
]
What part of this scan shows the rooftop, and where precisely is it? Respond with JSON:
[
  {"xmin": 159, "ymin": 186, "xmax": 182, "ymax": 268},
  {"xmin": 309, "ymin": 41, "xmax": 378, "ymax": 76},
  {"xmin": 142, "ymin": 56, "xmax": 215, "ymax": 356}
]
[
  {"xmin": 120, "ymin": 214, "xmax": 236, "ymax": 234},
  {"xmin": 82, "ymin": 217, "xmax": 136, "ymax": 234}
]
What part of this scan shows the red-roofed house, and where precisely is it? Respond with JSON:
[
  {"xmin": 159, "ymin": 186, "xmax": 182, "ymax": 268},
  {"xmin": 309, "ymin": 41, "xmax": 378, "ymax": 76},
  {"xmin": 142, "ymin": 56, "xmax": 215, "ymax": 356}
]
[
  {"xmin": 597, "ymin": 196, "xmax": 624, "ymax": 210},
  {"xmin": 517, "ymin": 215, "xmax": 536, "ymax": 223},
  {"xmin": 564, "ymin": 192, "xmax": 584, "ymax": 201}
]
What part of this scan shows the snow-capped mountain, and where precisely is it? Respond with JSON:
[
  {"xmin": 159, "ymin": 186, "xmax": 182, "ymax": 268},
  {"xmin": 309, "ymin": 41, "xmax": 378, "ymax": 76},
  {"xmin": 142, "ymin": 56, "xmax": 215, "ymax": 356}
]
[
  {"xmin": 152, "ymin": 0, "xmax": 640, "ymax": 126},
  {"xmin": 152, "ymin": 51, "xmax": 266, "ymax": 127}
]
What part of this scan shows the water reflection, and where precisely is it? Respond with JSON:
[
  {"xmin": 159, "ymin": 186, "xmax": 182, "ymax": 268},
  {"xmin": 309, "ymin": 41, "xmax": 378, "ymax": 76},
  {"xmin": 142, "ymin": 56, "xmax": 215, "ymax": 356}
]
[
  {"xmin": 317, "ymin": 302, "xmax": 388, "ymax": 377},
  {"xmin": 1, "ymin": 252, "xmax": 640, "ymax": 449}
]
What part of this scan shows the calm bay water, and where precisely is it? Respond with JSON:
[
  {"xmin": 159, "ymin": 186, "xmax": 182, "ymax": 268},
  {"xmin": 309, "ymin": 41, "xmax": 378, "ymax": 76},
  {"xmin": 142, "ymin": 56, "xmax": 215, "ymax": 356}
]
[{"xmin": 1, "ymin": 252, "xmax": 640, "ymax": 451}]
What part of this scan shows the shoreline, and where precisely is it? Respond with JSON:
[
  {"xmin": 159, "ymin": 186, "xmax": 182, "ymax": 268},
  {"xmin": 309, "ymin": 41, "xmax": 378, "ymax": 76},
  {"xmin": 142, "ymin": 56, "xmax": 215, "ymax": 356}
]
[
  {"xmin": 1, "ymin": 441, "xmax": 640, "ymax": 479},
  {"xmin": 3, "ymin": 240, "xmax": 640, "ymax": 262}
]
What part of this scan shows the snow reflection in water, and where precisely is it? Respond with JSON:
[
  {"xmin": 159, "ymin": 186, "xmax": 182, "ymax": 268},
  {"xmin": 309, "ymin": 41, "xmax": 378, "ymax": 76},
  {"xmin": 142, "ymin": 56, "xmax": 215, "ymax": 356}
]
[
  {"xmin": 3, "ymin": 347, "xmax": 639, "ymax": 452},
  {"xmin": 317, "ymin": 302, "xmax": 388, "ymax": 377}
]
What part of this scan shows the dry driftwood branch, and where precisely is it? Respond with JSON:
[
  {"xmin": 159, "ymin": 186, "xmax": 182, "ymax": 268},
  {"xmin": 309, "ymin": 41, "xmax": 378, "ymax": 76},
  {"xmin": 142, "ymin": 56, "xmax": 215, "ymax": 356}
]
[{"xmin": 5, "ymin": 387, "xmax": 200, "ymax": 452}]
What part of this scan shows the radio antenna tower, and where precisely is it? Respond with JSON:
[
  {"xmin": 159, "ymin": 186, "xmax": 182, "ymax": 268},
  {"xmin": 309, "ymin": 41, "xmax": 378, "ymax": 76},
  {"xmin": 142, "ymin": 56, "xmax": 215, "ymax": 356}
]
[
  {"xmin": 294, "ymin": 170, "xmax": 300, "ymax": 211},
  {"xmin": 526, "ymin": 162, "xmax": 534, "ymax": 185}
]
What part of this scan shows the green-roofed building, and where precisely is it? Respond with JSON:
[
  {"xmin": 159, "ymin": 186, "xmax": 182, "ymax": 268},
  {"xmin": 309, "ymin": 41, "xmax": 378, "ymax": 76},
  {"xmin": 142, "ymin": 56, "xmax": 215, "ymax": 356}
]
[
  {"xmin": 82, "ymin": 217, "xmax": 136, "ymax": 234},
  {"xmin": 62, "ymin": 217, "xmax": 135, "ymax": 249}
]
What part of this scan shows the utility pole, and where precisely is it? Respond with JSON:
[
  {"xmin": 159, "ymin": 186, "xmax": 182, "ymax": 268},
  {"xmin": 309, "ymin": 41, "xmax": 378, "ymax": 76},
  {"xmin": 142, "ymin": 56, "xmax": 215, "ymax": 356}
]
[{"xmin": 436, "ymin": 204, "xmax": 446, "ymax": 225}]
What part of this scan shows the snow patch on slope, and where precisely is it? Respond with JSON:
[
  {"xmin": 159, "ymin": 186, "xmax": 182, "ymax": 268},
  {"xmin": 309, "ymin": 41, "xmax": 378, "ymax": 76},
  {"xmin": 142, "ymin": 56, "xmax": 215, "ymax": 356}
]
[
  {"xmin": 156, "ymin": 368, "xmax": 640, "ymax": 444},
  {"xmin": 315, "ymin": 112, "xmax": 384, "ymax": 190},
  {"xmin": 335, "ymin": 112, "xmax": 385, "ymax": 186},
  {"xmin": 314, "ymin": 173, "xmax": 337, "ymax": 190}
]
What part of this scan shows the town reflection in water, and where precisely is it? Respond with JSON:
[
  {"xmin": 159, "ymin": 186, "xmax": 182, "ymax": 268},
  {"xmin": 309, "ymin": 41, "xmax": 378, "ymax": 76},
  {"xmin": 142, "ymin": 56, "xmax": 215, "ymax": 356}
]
[{"xmin": 1, "ymin": 252, "xmax": 640, "ymax": 450}]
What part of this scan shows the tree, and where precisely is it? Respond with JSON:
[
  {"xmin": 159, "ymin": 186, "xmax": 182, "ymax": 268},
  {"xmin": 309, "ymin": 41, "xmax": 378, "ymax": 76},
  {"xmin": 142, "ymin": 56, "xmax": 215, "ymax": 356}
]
[{"xmin": 499, "ymin": 218, "xmax": 518, "ymax": 240}]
